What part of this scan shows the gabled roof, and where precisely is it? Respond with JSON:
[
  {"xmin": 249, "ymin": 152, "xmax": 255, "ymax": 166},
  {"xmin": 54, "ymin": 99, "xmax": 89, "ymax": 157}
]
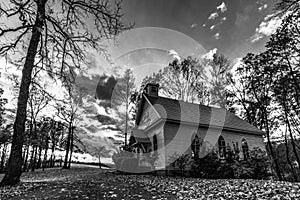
[{"xmin": 137, "ymin": 94, "xmax": 264, "ymax": 135}]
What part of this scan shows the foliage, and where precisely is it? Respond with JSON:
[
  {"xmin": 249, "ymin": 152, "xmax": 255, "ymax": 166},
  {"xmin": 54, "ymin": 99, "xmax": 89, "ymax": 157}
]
[
  {"xmin": 190, "ymin": 151, "xmax": 221, "ymax": 178},
  {"xmin": 273, "ymin": 139, "xmax": 300, "ymax": 182},
  {"xmin": 168, "ymin": 148, "xmax": 271, "ymax": 180},
  {"xmin": 229, "ymin": 7, "xmax": 300, "ymax": 181},
  {"xmin": 167, "ymin": 153, "xmax": 192, "ymax": 176},
  {"xmin": 275, "ymin": 0, "xmax": 300, "ymax": 13}
]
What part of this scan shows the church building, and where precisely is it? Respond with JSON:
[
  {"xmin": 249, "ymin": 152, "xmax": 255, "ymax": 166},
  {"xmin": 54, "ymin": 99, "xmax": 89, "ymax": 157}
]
[{"xmin": 130, "ymin": 83, "xmax": 266, "ymax": 171}]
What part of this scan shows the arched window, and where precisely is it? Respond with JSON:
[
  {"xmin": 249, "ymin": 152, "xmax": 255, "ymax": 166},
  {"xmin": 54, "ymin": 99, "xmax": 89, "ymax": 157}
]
[
  {"xmin": 218, "ymin": 136, "xmax": 226, "ymax": 158},
  {"xmin": 153, "ymin": 135, "xmax": 158, "ymax": 151},
  {"xmin": 241, "ymin": 139, "xmax": 249, "ymax": 160},
  {"xmin": 191, "ymin": 135, "xmax": 202, "ymax": 159}
]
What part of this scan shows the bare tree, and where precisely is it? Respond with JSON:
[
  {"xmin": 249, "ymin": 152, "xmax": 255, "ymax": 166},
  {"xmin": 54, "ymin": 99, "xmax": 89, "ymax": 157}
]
[
  {"xmin": 141, "ymin": 57, "xmax": 207, "ymax": 104},
  {"xmin": 0, "ymin": 0, "xmax": 130, "ymax": 186},
  {"xmin": 28, "ymin": 84, "xmax": 51, "ymax": 171},
  {"xmin": 111, "ymin": 69, "xmax": 136, "ymax": 146},
  {"xmin": 204, "ymin": 53, "xmax": 233, "ymax": 109},
  {"xmin": 56, "ymin": 89, "xmax": 78, "ymax": 169}
]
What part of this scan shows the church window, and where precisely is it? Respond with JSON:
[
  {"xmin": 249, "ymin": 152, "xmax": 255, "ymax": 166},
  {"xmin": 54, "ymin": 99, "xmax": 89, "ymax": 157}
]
[
  {"xmin": 153, "ymin": 135, "xmax": 158, "ymax": 151},
  {"xmin": 218, "ymin": 136, "xmax": 226, "ymax": 158},
  {"xmin": 242, "ymin": 138, "xmax": 249, "ymax": 160},
  {"xmin": 191, "ymin": 135, "xmax": 202, "ymax": 159}
]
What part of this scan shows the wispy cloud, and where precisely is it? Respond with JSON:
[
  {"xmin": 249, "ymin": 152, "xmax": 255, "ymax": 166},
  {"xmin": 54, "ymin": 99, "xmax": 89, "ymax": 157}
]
[
  {"xmin": 258, "ymin": 4, "xmax": 268, "ymax": 12},
  {"xmin": 214, "ymin": 33, "xmax": 220, "ymax": 39},
  {"xmin": 208, "ymin": 12, "xmax": 219, "ymax": 20},
  {"xmin": 191, "ymin": 23, "xmax": 197, "ymax": 28},
  {"xmin": 250, "ymin": 14, "xmax": 282, "ymax": 43},
  {"xmin": 217, "ymin": 2, "xmax": 227, "ymax": 13},
  {"xmin": 201, "ymin": 48, "xmax": 217, "ymax": 60}
]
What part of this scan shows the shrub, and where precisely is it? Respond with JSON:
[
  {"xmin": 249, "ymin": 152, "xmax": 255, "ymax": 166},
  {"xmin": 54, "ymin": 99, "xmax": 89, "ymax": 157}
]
[
  {"xmin": 247, "ymin": 148, "xmax": 271, "ymax": 179},
  {"xmin": 231, "ymin": 160, "xmax": 255, "ymax": 179},
  {"xmin": 167, "ymin": 153, "xmax": 191, "ymax": 176},
  {"xmin": 191, "ymin": 151, "xmax": 221, "ymax": 178},
  {"xmin": 189, "ymin": 147, "xmax": 271, "ymax": 179}
]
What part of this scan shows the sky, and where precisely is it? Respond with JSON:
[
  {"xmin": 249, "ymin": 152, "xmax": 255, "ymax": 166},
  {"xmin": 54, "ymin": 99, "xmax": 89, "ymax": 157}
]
[
  {"xmin": 0, "ymin": 0, "xmax": 285, "ymax": 149},
  {"xmin": 80, "ymin": 0, "xmax": 284, "ymax": 87},
  {"xmin": 0, "ymin": 0, "xmax": 283, "ymax": 89},
  {"xmin": 120, "ymin": 0, "xmax": 279, "ymax": 58},
  {"xmin": 0, "ymin": 0, "xmax": 284, "ymax": 115}
]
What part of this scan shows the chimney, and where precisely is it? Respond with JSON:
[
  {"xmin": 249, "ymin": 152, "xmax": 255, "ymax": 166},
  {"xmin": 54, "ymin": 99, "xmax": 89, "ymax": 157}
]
[{"xmin": 144, "ymin": 83, "xmax": 159, "ymax": 96}]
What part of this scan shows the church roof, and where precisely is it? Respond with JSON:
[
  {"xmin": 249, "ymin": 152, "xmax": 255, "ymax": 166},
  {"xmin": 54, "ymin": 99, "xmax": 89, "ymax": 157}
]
[{"xmin": 142, "ymin": 94, "xmax": 264, "ymax": 135}]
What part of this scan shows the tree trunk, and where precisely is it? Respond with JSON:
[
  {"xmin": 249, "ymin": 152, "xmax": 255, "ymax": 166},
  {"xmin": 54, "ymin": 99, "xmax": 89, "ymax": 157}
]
[
  {"xmin": 125, "ymin": 83, "xmax": 129, "ymax": 147},
  {"xmin": 281, "ymin": 89, "xmax": 300, "ymax": 172},
  {"xmin": 37, "ymin": 146, "xmax": 43, "ymax": 169},
  {"xmin": 22, "ymin": 145, "xmax": 29, "ymax": 172},
  {"xmin": 0, "ymin": 0, "xmax": 47, "ymax": 186},
  {"xmin": 286, "ymin": 116, "xmax": 300, "ymax": 172},
  {"xmin": 284, "ymin": 129, "xmax": 298, "ymax": 182},
  {"xmin": 42, "ymin": 147, "xmax": 48, "ymax": 171},
  {"xmin": 22, "ymin": 146, "xmax": 26, "ymax": 164},
  {"xmin": 264, "ymin": 111, "xmax": 283, "ymax": 181},
  {"xmin": 50, "ymin": 140, "xmax": 56, "ymax": 168},
  {"xmin": 27, "ymin": 146, "xmax": 34, "ymax": 172},
  {"xmin": 31, "ymin": 146, "xmax": 38, "ymax": 172},
  {"xmin": 68, "ymin": 127, "xmax": 74, "ymax": 169},
  {"xmin": 0, "ymin": 144, "xmax": 8, "ymax": 173},
  {"xmin": 62, "ymin": 122, "xmax": 72, "ymax": 169}
]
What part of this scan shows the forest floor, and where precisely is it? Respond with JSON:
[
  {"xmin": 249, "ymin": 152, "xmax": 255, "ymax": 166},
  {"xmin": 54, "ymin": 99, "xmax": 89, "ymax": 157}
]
[{"xmin": 0, "ymin": 165, "xmax": 300, "ymax": 199}]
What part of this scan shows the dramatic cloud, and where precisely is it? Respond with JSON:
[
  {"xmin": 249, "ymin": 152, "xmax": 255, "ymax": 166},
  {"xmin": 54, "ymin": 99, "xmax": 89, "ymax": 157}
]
[
  {"xmin": 250, "ymin": 14, "xmax": 282, "ymax": 42},
  {"xmin": 258, "ymin": 4, "xmax": 268, "ymax": 12},
  {"xmin": 214, "ymin": 33, "xmax": 220, "ymax": 39},
  {"xmin": 210, "ymin": 25, "xmax": 216, "ymax": 30},
  {"xmin": 95, "ymin": 75, "xmax": 118, "ymax": 102},
  {"xmin": 217, "ymin": 2, "xmax": 227, "ymax": 13},
  {"xmin": 208, "ymin": 12, "xmax": 219, "ymax": 20},
  {"xmin": 191, "ymin": 23, "xmax": 197, "ymax": 28}
]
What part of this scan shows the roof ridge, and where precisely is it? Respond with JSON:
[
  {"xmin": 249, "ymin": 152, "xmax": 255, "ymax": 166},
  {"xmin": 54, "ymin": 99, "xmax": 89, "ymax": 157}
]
[
  {"xmin": 144, "ymin": 94, "xmax": 263, "ymax": 134},
  {"xmin": 145, "ymin": 93, "xmax": 229, "ymax": 112}
]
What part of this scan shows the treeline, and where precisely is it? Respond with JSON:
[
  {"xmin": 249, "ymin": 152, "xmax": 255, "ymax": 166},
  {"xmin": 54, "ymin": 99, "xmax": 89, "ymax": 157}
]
[
  {"xmin": 233, "ymin": 2, "xmax": 300, "ymax": 181},
  {"xmin": 0, "ymin": 115, "xmax": 82, "ymax": 173}
]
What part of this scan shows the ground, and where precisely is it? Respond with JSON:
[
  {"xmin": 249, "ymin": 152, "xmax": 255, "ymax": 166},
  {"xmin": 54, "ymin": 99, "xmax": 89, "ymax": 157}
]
[{"xmin": 0, "ymin": 165, "xmax": 300, "ymax": 199}]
